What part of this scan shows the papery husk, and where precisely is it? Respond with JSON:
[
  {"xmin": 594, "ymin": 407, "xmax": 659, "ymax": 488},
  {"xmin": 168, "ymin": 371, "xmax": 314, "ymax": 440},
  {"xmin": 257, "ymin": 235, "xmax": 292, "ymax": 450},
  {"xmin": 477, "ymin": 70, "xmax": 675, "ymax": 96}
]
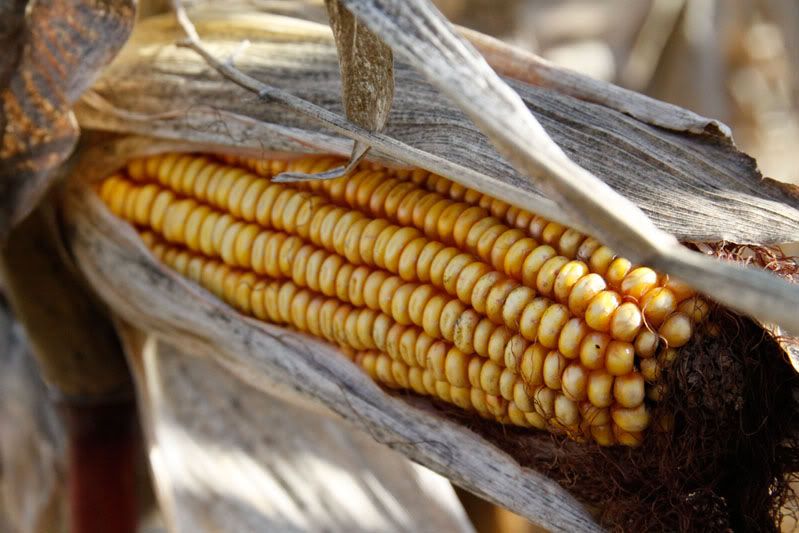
[
  {"xmin": 61, "ymin": 134, "xmax": 799, "ymax": 532},
  {"xmin": 116, "ymin": 324, "xmax": 476, "ymax": 533}
]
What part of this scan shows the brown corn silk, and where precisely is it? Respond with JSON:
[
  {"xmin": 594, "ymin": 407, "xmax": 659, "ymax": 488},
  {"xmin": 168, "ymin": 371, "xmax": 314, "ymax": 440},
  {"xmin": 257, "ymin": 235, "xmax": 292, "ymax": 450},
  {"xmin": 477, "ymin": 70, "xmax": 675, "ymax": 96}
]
[{"xmin": 98, "ymin": 152, "xmax": 709, "ymax": 447}]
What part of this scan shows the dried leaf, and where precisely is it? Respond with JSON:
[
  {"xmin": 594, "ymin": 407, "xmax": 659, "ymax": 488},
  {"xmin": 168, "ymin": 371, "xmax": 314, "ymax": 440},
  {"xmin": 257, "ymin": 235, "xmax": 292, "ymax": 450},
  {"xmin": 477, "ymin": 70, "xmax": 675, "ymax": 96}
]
[
  {"xmin": 278, "ymin": 0, "xmax": 394, "ymax": 181},
  {"xmin": 118, "ymin": 326, "xmax": 475, "ymax": 533},
  {"xmin": 0, "ymin": 0, "xmax": 135, "ymax": 241}
]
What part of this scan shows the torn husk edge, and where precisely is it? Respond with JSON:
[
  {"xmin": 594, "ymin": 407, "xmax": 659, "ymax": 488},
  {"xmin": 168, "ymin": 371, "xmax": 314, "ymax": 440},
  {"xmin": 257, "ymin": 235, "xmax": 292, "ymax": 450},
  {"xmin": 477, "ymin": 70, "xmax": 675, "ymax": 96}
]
[{"xmin": 61, "ymin": 135, "xmax": 799, "ymax": 531}]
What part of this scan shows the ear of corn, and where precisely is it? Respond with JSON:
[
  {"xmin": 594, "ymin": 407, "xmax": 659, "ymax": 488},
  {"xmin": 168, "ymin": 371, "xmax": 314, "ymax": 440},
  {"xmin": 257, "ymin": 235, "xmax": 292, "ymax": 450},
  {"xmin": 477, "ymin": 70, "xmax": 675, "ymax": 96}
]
[{"xmin": 99, "ymin": 153, "xmax": 709, "ymax": 446}]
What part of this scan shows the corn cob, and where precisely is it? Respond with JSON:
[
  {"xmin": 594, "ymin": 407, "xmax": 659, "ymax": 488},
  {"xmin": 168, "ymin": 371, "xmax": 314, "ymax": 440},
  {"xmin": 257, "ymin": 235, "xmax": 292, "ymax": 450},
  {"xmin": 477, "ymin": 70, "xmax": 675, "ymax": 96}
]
[{"xmin": 99, "ymin": 153, "xmax": 709, "ymax": 446}]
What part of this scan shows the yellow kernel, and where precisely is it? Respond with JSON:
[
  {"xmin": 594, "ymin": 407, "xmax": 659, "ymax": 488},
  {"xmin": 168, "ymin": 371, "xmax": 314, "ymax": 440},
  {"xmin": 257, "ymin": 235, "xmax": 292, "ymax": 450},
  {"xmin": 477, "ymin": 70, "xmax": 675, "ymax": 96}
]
[
  {"xmin": 452, "ymin": 309, "xmax": 481, "ymax": 354},
  {"xmin": 427, "ymin": 342, "xmax": 447, "ymax": 381},
  {"xmin": 470, "ymin": 271, "xmax": 504, "ymax": 314},
  {"xmin": 527, "ymin": 216, "xmax": 548, "ymax": 239},
  {"xmin": 485, "ymin": 394, "xmax": 508, "ymax": 418},
  {"xmin": 640, "ymin": 287, "xmax": 677, "ymax": 327},
  {"xmin": 553, "ymin": 260, "xmax": 589, "ymax": 302},
  {"xmin": 612, "ymin": 404, "xmax": 650, "ymax": 432},
  {"xmin": 579, "ymin": 403, "xmax": 610, "ymax": 426},
  {"xmin": 533, "ymin": 386, "xmax": 556, "ymax": 419},
  {"xmin": 521, "ymin": 245, "xmax": 557, "ymax": 287},
  {"xmin": 587, "ymin": 370, "xmax": 614, "ymax": 408},
  {"xmin": 536, "ymin": 256, "xmax": 569, "ymax": 296},
  {"xmin": 441, "ymin": 253, "xmax": 474, "ymax": 295},
  {"xmin": 503, "ymin": 334, "xmax": 528, "ymax": 371},
  {"xmin": 490, "ymin": 229, "xmax": 526, "ymax": 272},
  {"xmin": 609, "ymin": 302, "xmax": 643, "ymax": 342},
  {"xmin": 561, "ymin": 364, "xmax": 588, "ymax": 402},
  {"xmin": 507, "ymin": 402, "xmax": 530, "ymax": 427},
  {"xmin": 421, "ymin": 294, "xmax": 447, "ymax": 338},
  {"xmin": 485, "ymin": 279, "xmax": 519, "ymax": 325},
  {"xmin": 665, "ymin": 278, "xmax": 695, "ymax": 302},
  {"xmin": 576, "ymin": 237, "xmax": 600, "ymax": 262},
  {"xmin": 613, "ymin": 373, "xmax": 645, "ymax": 408},
  {"xmin": 499, "ymin": 368, "xmax": 517, "ymax": 401},
  {"xmin": 558, "ymin": 318, "xmax": 590, "ymax": 359},
  {"xmin": 452, "ymin": 206, "xmax": 487, "ymax": 248},
  {"xmin": 504, "ymin": 238, "xmax": 538, "ymax": 280},
  {"xmin": 558, "ymin": 229, "xmax": 585, "ymax": 258},
  {"xmin": 537, "ymin": 304, "xmax": 570, "ymax": 348},
  {"xmin": 480, "ymin": 360, "xmax": 502, "ymax": 396},
  {"xmin": 397, "ymin": 237, "xmax": 426, "ymax": 281},
  {"xmin": 613, "ymin": 426, "xmax": 643, "ymax": 447},
  {"xmin": 455, "ymin": 262, "xmax": 492, "ymax": 305},
  {"xmin": 470, "ymin": 388, "xmax": 488, "ymax": 413},
  {"xmin": 519, "ymin": 343, "xmax": 546, "ymax": 386},
  {"xmin": 472, "ymin": 319, "xmax": 495, "ymax": 358},
  {"xmin": 378, "ymin": 276, "xmax": 404, "ymax": 316},
  {"xmin": 541, "ymin": 222, "xmax": 566, "ymax": 246},
  {"xmin": 621, "ymin": 267, "xmax": 658, "ymax": 300},
  {"xmin": 450, "ymin": 386, "xmax": 472, "ymax": 410},
  {"xmin": 501, "ymin": 286, "xmax": 536, "ymax": 330},
  {"xmin": 525, "ymin": 411, "xmax": 547, "ymax": 429},
  {"xmin": 554, "ymin": 394, "xmax": 580, "ymax": 426},
  {"xmin": 384, "ymin": 227, "xmax": 422, "ymax": 273},
  {"xmin": 513, "ymin": 381, "xmax": 533, "ymax": 411},
  {"xmin": 408, "ymin": 284, "xmax": 436, "ymax": 326},
  {"xmin": 634, "ymin": 329, "xmax": 660, "ymax": 358},
  {"xmin": 444, "ymin": 348, "xmax": 470, "ymax": 387},
  {"xmin": 659, "ymin": 312, "xmax": 693, "ymax": 347},
  {"xmin": 519, "ymin": 298, "xmax": 550, "ymax": 342},
  {"xmin": 678, "ymin": 296, "xmax": 710, "ymax": 323},
  {"xmin": 605, "ymin": 341, "xmax": 635, "ymax": 376},
  {"xmin": 589, "ymin": 246, "xmax": 615, "ymax": 275},
  {"xmin": 475, "ymin": 224, "xmax": 506, "ymax": 264},
  {"xmin": 568, "ymin": 274, "xmax": 607, "ymax": 316},
  {"xmin": 439, "ymin": 299, "xmax": 467, "ymax": 342},
  {"xmin": 435, "ymin": 380, "xmax": 452, "ymax": 402},
  {"xmin": 579, "ymin": 331, "xmax": 610, "ymax": 370},
  {"xmin": 605, "ymin": 257, "xmax": 632, "ymax": 289},
  {"xmin": 585, "ymin": 291, "xmax": 621, "ymax": 332},
  {"xmin": 487, "ymin": 327, "xmax": 513, "ymax": 363},
  {"xmin": 543, "ymin": 350, "xmax": 567, "ymax": 390},
  {"xmin": 428, "ymin": 247, "xmax": 459, "ymax": 288}
]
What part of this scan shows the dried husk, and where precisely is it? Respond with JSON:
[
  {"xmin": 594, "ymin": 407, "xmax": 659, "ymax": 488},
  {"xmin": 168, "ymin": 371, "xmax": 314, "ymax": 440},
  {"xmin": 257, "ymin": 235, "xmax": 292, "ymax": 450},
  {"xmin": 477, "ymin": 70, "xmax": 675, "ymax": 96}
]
[{"xmin": 117, "ymin": 324, "xmax": 476, "ymax": 533}]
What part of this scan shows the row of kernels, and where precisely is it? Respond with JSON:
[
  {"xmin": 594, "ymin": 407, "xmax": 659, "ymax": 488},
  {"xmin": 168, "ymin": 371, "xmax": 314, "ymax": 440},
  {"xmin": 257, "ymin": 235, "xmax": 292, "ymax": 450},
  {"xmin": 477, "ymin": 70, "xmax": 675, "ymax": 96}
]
[
  {"xmin": 148, "ymin": 223, "xmax": 649, "ymax": 443},
  {"xmin": 283, "ymin": 166, "xmax": 698, "ymax": 350},
  {"xmin": 152, "ymin": 230, "xmax": 646, "ymax": 436},
  {"xmin": 103, "ymin": 177, "xmax": 609, "ymax": 360},
  {"xmin": 120, "ymin": 158, "xmax": 670, "ymax": 353}
]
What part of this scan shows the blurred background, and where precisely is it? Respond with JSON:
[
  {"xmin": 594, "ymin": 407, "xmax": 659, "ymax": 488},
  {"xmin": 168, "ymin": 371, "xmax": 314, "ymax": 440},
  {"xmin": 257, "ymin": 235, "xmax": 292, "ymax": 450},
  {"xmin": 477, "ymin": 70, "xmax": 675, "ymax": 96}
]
[{"xmin": 436, "ymin": 0, "xmax": 799, "ymax": 186}]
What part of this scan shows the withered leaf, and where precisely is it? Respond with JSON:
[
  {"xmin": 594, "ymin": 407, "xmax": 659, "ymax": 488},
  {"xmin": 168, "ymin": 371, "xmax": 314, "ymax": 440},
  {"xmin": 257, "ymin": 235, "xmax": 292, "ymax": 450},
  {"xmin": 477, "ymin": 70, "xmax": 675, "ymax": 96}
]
[
  {"xmin": 0, "ymin": 0, "xmax": 136, "ymax": 241},
  {"xmin": 274, "ymin": 0, "xmax": 396, "ymax": 181},
  {"xmin": 325, "ymin": 0, "xmax": 394, "ymax": 132}
]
